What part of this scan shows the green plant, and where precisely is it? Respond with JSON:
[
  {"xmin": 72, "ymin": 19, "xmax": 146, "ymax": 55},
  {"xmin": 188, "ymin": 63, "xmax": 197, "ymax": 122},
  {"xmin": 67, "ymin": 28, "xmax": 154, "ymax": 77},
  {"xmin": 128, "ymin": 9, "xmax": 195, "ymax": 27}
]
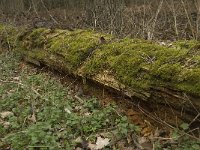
[{"xmin": 0, "ymin": 52, "xmax": 139, "ymax": 149}]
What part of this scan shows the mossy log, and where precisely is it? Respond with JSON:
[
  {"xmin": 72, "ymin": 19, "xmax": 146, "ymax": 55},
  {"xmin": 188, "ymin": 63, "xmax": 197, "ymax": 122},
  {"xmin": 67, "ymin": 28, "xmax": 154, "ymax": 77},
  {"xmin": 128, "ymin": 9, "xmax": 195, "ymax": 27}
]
[{"xmin": 1, "ymin": 25, "xmax": 200, "ymax": 122}]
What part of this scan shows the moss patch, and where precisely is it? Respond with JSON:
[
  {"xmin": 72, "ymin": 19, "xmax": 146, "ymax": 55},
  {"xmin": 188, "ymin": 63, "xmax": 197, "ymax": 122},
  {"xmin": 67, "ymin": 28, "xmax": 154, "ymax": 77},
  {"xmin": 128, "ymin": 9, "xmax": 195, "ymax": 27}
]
[
  {"xmin": 21, "ymin": 28, "xmax": 113, "ymax": 72},
  {"xmin": 172, "ymin": 40, "xmax": 199, "ymax": 50},
  {"xmin": 82, "ymin": 38, "xmax": 200, "ymax": 96}
]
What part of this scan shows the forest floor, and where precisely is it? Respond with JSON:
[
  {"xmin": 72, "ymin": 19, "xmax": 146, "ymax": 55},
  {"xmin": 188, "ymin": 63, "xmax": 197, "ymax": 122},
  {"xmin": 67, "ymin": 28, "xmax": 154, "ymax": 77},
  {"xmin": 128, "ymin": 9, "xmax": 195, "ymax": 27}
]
[{"xmin": 0, "ymin": 51, "xmax": 200, "ymax": 150}]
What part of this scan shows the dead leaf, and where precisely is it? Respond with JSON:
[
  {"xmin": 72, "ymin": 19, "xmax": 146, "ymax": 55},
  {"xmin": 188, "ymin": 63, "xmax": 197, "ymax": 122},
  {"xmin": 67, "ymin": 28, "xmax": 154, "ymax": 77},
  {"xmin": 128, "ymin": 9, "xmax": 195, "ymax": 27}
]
[
  {"xmin": 138, "ymin": 137, "xmax": 153, "ymax": 150},
  {"xmin": 64, "ymin": 108, "xmax": 71, "ymax": 114},
  {"xmin": 0, "ymin": 119, "xmax": 4, "ymax": 125},
  {"xmin": 84, "ymin": 112, "xmax": 91, "ymax": 116},
  {"xmin": 28, "ymin": 114, "xmax": 37, "ymax": 123},
  {"xmin": 0, "ymin": 119, "xmax": 10, "ymax": 129},
  {"xmin": 13, "ymin": 77, "xmax": 20, "ymax": 81},
  {"xmin": 138, "ymin": 137, "xmax": 148, "ymax": 144},
  {"xmin": 0, "ymin": 111, "xmax": 14, "ymax": 119},
  {"xmin": 88, "ymin": 143, "xmax": 96, "ymax": 150},
  {"xmin": 3, "ymin": 121, "xmax": 10, "ymax": 129},
  {"xmin": 95, "ymin": 137, "xmax": 110, "ymax": 149},
  {"xmin": 141, "ymin": 127, "xmax": 151, "ymax": 137},
  {"xmin": 88, "ymin": 137, "xmax": 110, "ymax": 150},
  {"xmin": 75, "ymin": 137, "xmax": 82, "ymax": 143}
]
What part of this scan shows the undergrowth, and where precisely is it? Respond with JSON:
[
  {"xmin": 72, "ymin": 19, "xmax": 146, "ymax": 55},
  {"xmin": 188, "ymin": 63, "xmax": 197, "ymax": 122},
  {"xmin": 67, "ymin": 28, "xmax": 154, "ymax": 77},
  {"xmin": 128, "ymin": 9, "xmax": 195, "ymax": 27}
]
[
  {"xmin": 0, "ymin": 52, "xmax": 138, "ymax": 149},
  {"xmin": 0, "ymin": 51, "xmax": 199, "ymax": 149}
]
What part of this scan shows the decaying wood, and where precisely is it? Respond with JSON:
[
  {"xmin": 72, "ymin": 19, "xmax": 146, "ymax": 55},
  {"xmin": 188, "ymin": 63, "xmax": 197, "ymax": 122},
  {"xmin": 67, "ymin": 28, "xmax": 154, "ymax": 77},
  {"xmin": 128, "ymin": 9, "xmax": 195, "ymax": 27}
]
[{"xmin": 0, "ymin": 25, "xmax": 200, "ymax": 123}]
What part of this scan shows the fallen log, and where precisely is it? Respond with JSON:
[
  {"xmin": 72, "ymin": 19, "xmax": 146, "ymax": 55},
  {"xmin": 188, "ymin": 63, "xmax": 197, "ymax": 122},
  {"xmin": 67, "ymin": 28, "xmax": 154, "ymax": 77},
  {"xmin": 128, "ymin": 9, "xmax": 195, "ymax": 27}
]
[{"xmin": 1, "ymin": 24, "xmax": 200, "ymax": 123}]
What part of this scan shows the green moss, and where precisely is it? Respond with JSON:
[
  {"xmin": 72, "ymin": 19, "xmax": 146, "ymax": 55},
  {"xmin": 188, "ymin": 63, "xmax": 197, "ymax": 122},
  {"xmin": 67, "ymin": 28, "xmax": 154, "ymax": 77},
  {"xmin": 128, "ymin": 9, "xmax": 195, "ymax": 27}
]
[
  {"xmin": 26, "ymin": 49, "xmax": 47, "ymax": 60},
  {"xmin": 82, "ymin": 38, "xmax": 200, "ymax": 96},
  {"xmin": 17, "ymin": 27, "xmax": 200, "ymax": 96},
  {"xmin": 172, "ymin": 40, "xmax": 199, "ymax": 50},
  {"xmin": 47, "ymin": 29, "xmax": 112, "ymax": 71},
  {"xmin": 21, "ymin": 28, "xmax": 113, "ymax": 72},
  {"xmin": 23, "ymin": 28, "xmax": 51, "ymax": 49},
  {"xmin": 152, "ymin": 63, "xmax": 182, "ymax": 81}
]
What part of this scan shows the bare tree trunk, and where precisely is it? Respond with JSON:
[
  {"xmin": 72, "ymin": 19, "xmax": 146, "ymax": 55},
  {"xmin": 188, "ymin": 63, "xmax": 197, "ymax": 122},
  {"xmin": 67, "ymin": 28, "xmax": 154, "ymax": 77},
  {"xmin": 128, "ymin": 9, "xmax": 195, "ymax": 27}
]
[{"xmin": 147, "ymin": 0, "xmax": 163, "ymax": 40}]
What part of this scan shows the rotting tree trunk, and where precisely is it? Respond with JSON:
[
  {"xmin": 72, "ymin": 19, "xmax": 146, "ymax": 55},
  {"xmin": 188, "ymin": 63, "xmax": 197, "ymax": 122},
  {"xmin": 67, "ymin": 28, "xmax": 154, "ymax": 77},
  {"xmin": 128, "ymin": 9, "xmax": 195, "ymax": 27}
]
[{"xmin": 0, "ymin": 24, "xmax": 200, "ymax": 123}]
